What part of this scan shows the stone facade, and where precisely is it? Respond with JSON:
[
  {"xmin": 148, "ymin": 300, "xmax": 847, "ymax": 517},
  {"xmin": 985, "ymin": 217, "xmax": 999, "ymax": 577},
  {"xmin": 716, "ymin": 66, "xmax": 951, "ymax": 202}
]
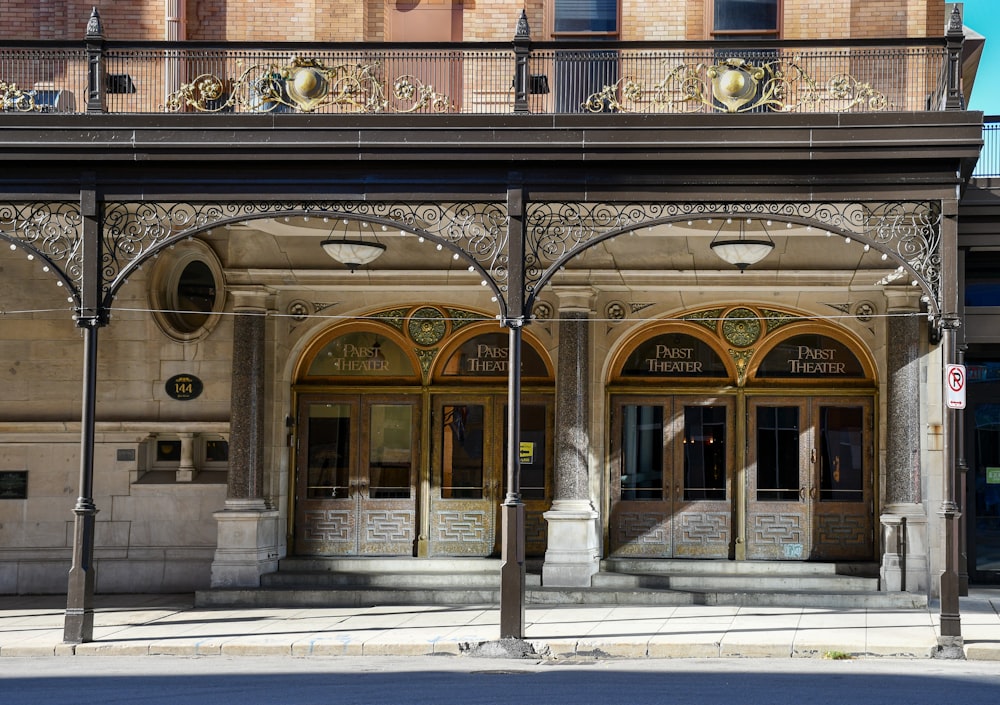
[{"xmin": 0, "ymin": 0, "xmax": 982, "ymax": 602}]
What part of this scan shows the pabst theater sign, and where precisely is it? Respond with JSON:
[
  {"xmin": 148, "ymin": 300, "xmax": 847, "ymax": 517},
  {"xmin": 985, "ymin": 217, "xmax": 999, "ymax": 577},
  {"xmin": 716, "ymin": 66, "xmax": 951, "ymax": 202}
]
[
  {"xmin": 620, "ymin": 333, "xmax": 727, "ymax": 378},
  {"xmin": 756, "ymin": 334, "xmax": 864, "ymax": 379}
]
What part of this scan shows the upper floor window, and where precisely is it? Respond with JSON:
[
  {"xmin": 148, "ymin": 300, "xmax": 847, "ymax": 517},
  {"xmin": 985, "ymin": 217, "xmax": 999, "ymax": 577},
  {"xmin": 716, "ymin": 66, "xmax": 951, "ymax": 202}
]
[
  {"xmin": 713, "ymin": 0, "xmax": 780, "ymax": 38},
  {"xmin": 966, "ymin": 251, "xmax": 1000, "ymax": 307},
  {"xmin": 554, "ymin": 0, "xmax": 618, "ymax": 36}
]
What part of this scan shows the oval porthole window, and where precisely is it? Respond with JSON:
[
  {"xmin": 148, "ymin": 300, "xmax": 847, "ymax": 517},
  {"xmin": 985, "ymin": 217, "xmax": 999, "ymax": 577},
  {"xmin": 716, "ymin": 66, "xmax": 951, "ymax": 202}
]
[
  {"xmin": 149, "ymin": 240, "xmax": 225, "ymax": 342},
  {"xmin": 171, "ymin": 260, "xmax": 216, "ymax": 332}
]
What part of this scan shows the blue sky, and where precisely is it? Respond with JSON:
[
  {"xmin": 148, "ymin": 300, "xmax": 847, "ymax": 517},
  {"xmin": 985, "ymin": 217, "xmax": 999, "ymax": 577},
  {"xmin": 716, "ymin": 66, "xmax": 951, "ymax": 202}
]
[{"xmin": 963, "ymin": 0, "xmax": 999, "ymax": 114}]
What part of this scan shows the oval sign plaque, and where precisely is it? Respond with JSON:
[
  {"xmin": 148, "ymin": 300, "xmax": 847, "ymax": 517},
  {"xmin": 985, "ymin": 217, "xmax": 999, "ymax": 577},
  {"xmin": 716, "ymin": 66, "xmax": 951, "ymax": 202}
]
[{"xmin": 165, "ymin": 374, "xmax": 203, "ymax": 401}]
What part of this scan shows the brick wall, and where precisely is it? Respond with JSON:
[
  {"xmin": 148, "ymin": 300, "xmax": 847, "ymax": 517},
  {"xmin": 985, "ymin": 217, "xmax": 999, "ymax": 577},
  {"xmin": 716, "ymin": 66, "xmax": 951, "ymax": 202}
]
[
  {"xmin": 623, "ymin": 0, "xmax": 686, "ymax": 40},
  {"xmin": 0, "ymin": 1, "xmax": 951, "ymax": 42},
  {"xmin": 1, "ymin": 1, "xmax": 163, "ymax": 40},
  {"xmin": 462, "ymin": 0, "xmax": 525, "ymax": 41}
]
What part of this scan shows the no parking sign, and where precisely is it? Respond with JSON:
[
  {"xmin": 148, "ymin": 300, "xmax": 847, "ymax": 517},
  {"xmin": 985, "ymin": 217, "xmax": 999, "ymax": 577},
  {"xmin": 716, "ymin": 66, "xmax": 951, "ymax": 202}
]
[{"xmin": 945, "ymin": 364, "xmax": 966, "ymax": 409}]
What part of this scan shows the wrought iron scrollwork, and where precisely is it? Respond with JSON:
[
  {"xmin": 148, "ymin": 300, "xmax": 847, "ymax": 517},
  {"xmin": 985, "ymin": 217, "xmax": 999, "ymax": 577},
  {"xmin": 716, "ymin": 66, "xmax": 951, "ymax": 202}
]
[
  {"xmin": 525, "ymin": 200, "xmax": 942, "ymax": 312},
  {"xmin": 163, "ymin": 56, "xmax": 455, "ymax": 114},
  {"xmin": 584, "ymin": 55, "xmax": 891, "ymax": 114},
  {"xmin": 0, "ymin": 202, "xmax": 82, "ymax": 293},
  {"xmin": 2, "ymin": 198, "xmax": 942, "ymax": 319},
  {"xmin": 102, "ymin": 200, "xmax": 508, "ymax": 300}
]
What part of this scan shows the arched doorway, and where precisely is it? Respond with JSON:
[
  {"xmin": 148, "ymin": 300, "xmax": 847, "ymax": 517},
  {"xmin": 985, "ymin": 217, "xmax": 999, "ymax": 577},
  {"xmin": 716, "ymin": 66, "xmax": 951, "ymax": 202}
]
[
  {"xmin": 291, "ymin": 305, "xmax": 554, "ymax": 558},
  {"xmin": 607, "ymin": 306, "xmax": 877, "ymax": 562}
]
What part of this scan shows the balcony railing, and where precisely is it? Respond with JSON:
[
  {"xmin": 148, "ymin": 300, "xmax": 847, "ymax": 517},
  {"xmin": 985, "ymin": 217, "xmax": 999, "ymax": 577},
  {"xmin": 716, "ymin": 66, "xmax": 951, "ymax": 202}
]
[
  {"xmin": 0, "ymin": 12, "xmax": 966, "ymax": 117},
  {"xmin": 974, "ymin": 118, "xmax": 1000, "ymax": 178}
]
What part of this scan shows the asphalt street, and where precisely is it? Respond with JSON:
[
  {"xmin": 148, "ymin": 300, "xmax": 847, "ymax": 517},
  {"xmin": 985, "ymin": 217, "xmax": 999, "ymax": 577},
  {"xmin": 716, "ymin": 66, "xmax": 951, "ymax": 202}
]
[{"xmin": 1, "ymin": 656, "xmax": 998, "ymax": 705}]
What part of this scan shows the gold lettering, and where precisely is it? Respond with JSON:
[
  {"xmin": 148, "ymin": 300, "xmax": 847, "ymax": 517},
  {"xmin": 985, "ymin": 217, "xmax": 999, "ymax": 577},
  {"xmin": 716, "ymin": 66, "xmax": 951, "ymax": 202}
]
[{"xmin": 654, "ymin": 345, "xmax": 694, "ymax": 359}]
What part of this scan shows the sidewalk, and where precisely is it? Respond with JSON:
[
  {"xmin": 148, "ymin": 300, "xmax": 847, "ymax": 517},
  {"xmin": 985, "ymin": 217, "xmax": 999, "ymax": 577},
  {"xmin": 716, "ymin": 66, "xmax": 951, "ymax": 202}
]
[{"xmin": 0, "ymin": 591, "xmax": 997, "ymax": 661}]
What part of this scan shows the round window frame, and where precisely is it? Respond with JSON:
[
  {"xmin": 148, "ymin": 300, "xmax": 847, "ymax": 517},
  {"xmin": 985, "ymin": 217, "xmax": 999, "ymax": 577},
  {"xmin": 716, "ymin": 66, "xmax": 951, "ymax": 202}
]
[{"xmin": 148, "ymin": 240, "xmax": 226, "ymax": 343}]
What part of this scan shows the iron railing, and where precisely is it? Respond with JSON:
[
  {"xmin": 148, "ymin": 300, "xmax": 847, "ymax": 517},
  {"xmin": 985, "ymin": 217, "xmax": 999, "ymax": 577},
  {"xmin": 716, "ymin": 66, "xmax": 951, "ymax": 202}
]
[
  {"xmin": 974, "ymin": 118, "xmax": 1000, "ymax": 178},
  {"xmin": 0, "ymin": 16, "xmax": 966, "ymax": 116}
]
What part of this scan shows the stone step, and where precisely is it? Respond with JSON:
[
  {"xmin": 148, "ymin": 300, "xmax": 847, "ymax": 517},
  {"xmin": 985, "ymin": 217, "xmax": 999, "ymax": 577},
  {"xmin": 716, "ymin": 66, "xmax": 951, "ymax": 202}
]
[
  {"xmin": 277, "ymin": 557, "xmax": 503, "ymax": 575},
  {"xmin": 601, "ymin": 558, "xmax": 880, "ymax": 578},
  {"xmin": 261, "ymin": 570, "xmax": 512, "ymax": 590},
  {"xmin": 590, "ymin": 571, "xmax": 879, "ymax": 593},
  {"xmin": 197, "ymin": 557, "xmax": 923, "ymax": 611},
  {"xmin": 196, "ymin": 583, "xmax": 926, "ymax": 610}
]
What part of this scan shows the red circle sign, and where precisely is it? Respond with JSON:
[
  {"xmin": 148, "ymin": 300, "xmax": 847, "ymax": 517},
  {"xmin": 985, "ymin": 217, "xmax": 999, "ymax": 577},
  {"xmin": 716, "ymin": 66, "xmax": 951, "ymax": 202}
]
[{"xmin": 948, "ymin": 366, "xmax": 965, "ymax": 392}]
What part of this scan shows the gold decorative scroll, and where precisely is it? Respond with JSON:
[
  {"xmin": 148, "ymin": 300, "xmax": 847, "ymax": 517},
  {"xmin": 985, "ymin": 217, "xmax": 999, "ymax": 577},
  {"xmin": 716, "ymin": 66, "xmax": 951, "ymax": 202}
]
[
  {"xmin": 0, "ymin": 81, "xmax": 40, "ymax": 112},
  {"xmin": 583, "ymin": 56, "xmax": 891, "ymax": 114},
  {"xmin": 163, "ymin": 56, "xmax": 455, "ymax": 114}
]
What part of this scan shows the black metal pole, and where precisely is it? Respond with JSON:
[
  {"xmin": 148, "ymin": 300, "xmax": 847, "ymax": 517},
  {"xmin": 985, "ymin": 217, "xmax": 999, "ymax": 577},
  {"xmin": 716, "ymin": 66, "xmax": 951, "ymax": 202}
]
[
  {"xmin": 939, "ymin": 320, "xmax": 962, "ymax": 642},
  {"xmin": 500, "ymin": 324, "xmax": 525, "ymax": 638},
  {"xmin": 64, "ymin": 320, "xmax": 99, "ymax": 643},
  {"xmin": 64, "ymin": 180, "xmax": 104, "ymax": 645},
  {"xmin": 499, "ymin": 178, "xmax": 526, "ymax": 639},
  {"xmin": 957, "ymin": 343, "xmax": 969, "ymax": 596},
  {"xmin": 938, "ymin": 202, "xmax": 962, "ymax": 650}
]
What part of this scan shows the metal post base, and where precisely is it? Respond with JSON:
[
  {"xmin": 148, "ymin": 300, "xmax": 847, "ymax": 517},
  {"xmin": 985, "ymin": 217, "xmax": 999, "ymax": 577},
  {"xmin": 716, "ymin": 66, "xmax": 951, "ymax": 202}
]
[
  {"xmin": 64, "ymin": 506, "xmax": 97, "ymax": 644},
  {"xmin": 499, "ymin": 502, "xmax": 525, "ymax": 639}
]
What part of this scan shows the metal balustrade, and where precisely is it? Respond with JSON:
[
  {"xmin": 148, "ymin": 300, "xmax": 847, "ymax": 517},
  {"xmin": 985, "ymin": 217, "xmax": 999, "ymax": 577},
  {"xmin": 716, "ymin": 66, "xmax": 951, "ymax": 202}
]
[
  {"xmin": 974, "ymin": 119, "xmax": 1000, "ymax": 178},
  {"xmin": 0, "ymin": 35, "xmax": 962, "ymax": 116}
]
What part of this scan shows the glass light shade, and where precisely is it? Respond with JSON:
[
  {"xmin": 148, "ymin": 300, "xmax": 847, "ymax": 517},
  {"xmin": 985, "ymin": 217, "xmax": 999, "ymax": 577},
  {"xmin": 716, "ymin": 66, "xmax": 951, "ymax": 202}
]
[
  {"xmin": 321, "ymin": 239, "xmax": 386, "ymax": 271},
  {"xmin": 710, "ymin": 239, "xmax": 774, "ymax": 271}
]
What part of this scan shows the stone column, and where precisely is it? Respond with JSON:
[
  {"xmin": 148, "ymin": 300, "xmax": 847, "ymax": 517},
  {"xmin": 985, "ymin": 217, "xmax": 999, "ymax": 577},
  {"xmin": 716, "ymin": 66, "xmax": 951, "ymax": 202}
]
[
  {"xmin": 210, "ymin": 288, "xmax": 280, "ymax": 588},
  {"xmin": 542, "ymin": 288, "xmax": 601, "ymax": 587},
  {"xmin": 175, "ymin": 432, "xmax": 197, "ymax": 482},
  {"xmin": 880, "ymin": 291, "xmax": 928, "ymax": 593}
]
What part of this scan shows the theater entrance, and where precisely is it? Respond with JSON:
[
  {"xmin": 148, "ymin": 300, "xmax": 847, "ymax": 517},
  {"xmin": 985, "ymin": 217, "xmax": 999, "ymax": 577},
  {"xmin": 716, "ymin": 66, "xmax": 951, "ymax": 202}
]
[
  {"xmin": 429, "ymin": 395, "xmax": 552, "ymax": 556},
  {"xmin": 607, "ymin": 306, "xmax": 877, "ymax": 562},
  {"xmin": 746, "ymin": 396, "xmax": 874, "ymax": 560},
  {"xmin": 291, "ymin": 308, "xmax": 554, "ymax": 559},
  {"xmin": 294, "ymin": 394, "xmax": 420, "ymax": 556}
]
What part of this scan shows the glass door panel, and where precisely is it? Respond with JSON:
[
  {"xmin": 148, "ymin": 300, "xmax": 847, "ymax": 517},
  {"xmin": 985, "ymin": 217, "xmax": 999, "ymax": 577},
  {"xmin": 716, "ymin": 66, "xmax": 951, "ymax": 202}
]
[
  {"xmin": 430, "ymin": 397, "xmax": 496, "ymax": 556},
  {"xmin": 295, "ymin": 398, "xmax": 360, "ymax": 555},
  {"xmin": 502, "ymin": 402, "xmax": 553, "ymax": 556},
  {"xmin": 612, "ymin": 397, "xmax": 734, "ymax": 558},
  {"xmin": 295, "ymin": 395, "xmax": 419, "ymax": 557},
  {"xmin": 747, "ymin": 397, "xmax": 874, "ymax": 561},
  {"xmin": 367, "ymin": 404, "xmax": 413, "ymax": 499},
  {"xmin": 621, "ymin": 404, "xmax": 665, "ymax": 501},
  {"xmin": 440, "ymin": 404, "xmax": 486, "ymax": 499},
  {"xmin": 812, "ymin": 400, "xmax": 873, "ymax": 560},
  {"xmin": 306, "ymin": 403, "xmax": 352, "ymax": 499},
  {"xmin": 747, "ymin": 400, "xmax": 809, "ymax": 560},
  {"xmin": 673, "ymin": 401, "xmax": 733, "ymax": 558},
  {"xmin": 683, "ymin": 405, "xmax": 727, "ymax": 501},
  {"xmin": 358, "ymin": 399, "xmax": 419, "ymax": 555},
  {"xmin": 611, "ymin": 400, "xmax": 671, "ymax": 557},
  {"xmin": 755, "ymin": 405, "xmax": 802, "ymax": 502},
  {"xmin": 818, "ymin": 406, "xmax": 864, "ymax": 502}
]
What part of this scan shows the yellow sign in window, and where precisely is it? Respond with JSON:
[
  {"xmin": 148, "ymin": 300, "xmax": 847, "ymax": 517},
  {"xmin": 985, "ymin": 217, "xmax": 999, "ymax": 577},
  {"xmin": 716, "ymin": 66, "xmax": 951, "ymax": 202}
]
[{"xmin": 519, "ymin": 442, "xmax": 535, "ymax": 464}]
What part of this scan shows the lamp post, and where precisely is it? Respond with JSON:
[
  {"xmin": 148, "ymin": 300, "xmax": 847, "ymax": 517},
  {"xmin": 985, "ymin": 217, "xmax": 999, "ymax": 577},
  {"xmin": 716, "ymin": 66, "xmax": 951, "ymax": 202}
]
[
  {"xmin": 499, "ymin": 180, "xmax": 527, "ymax": 639},
  {"xmin": 939, "ymin": 316, "xmax": 963, "ymax": 647},
  {"xmin": 64, "ymin": 183, "xmax": 105, "ymax": 644}
]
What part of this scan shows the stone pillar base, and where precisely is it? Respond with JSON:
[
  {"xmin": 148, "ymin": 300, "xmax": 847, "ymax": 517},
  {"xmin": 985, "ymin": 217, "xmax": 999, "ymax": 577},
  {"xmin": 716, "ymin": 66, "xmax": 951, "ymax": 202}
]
[
  {"xmin": 541, "ymin": 500, "xmax": 601, "ymax": 587},
  {"xmin": 880, "ymin": 503, "xmax": 929, "ymax": 594},
  {"xmin": 210, "ymin": 499, "xmax": 280, "ymax": 588}
]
